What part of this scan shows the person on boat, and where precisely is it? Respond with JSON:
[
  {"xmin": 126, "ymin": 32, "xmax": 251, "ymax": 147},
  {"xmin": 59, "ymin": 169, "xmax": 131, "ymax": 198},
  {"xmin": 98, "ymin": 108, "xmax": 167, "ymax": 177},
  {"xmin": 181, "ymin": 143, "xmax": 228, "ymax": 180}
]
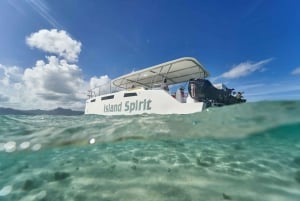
[
  {"xmin": 180, "ymin": 87, "xmax": 185, "ymax": 98},
  {"xmin": 176, "ymin": 87, "xmax": 185, "ymax": 102},
  {"xmin": 161, "ymin": 78, "xmax": 169, "ymax": 91}
]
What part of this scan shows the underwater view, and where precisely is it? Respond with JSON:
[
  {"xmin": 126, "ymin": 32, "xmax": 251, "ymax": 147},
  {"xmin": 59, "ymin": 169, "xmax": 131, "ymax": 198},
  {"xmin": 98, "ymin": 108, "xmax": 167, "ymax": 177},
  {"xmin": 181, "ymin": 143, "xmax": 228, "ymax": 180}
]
[{"xmin": 1, "ymin": 101, "xmax": 300, "ymax": 201}]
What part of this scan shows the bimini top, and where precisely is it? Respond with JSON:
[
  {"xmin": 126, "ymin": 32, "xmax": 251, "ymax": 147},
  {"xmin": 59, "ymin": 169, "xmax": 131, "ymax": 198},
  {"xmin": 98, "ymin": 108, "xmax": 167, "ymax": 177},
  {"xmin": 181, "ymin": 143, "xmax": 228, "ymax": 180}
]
[{"xmin": 112, "ymin": 57, "xmax": 210, "ymax": 89}]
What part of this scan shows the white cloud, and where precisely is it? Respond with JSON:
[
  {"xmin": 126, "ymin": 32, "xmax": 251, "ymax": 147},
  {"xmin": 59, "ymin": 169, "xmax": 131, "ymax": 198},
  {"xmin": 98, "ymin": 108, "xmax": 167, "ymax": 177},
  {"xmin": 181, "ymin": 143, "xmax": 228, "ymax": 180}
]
[
  {"xmin": 24, "ymin": 56, "xmax": 85, "ymax": 95},
  {"xmin": 0, "ymin": 29, "xmax": 116, "ymax": 110},
  {"xmin": 26, "ymin": 29, "xmax": 81, "ymax": 62},
  {"xmin": 0, "ymin": 29, "xmax": 101, "ymax": 110},
  {"xmin": 0, "ymin": 64, "xmax": 23, "ymax": 86},
  {"xmin": 89, "ymin": 75, "xmax": 121, "ymax": 95},
  {"xmin": 0, "ymin": 56, "xmax": 88, "ymax": 110},
  {"xmin": 221, "ymin": 58, "xmax": 272, "ymax": 79},
  {"xmin": 0, "ymin": 64, "xmax": 25, "ymax": 108},
  {"xmin": 0, "ymin": 57, "xmax": 115, "ymax": 110},
  {"xmin": 90, "ymin": 75, "xmax": 111, "ymax": 89},
  {"xmin": 238, "ymin": 81, "xmax": 300, "ymax": 101},
  {"xmin": 292, "ymin": 67, "xmax": 300, "ymax": 75},
  {"xmin": 0, "ymin": 94, "xmax": 9, "ymax": 102}
]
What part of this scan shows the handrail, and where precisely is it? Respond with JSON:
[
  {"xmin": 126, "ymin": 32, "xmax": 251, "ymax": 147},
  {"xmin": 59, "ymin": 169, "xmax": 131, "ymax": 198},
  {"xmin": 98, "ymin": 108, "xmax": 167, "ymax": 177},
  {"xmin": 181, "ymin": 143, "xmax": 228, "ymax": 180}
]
[{"xmin": 87, "ymin": 81, "xmax": 121, "ymax": 99}]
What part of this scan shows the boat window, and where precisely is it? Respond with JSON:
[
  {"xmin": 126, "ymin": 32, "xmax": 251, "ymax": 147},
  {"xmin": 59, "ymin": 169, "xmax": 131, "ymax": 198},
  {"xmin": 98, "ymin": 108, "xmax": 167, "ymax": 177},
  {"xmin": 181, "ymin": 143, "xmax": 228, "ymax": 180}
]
[
  {"xmin": 124, "ymin": 92, "xmax": 137, "ymax": 97},
  {"xmin": 101, "ymin": 95, "xmax": 114, "ymax": 100},
  {"xmin": 91, "ymin": 99, "xmax": 96, "ymax": 102}
]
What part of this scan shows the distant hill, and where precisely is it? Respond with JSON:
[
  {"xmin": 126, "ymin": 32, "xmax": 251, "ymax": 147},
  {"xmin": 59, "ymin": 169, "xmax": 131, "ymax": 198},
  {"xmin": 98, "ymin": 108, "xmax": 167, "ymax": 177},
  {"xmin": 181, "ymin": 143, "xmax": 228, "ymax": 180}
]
[{"xmin": 0, "ymin": 107, "xmax": 84, "ymax": 115}]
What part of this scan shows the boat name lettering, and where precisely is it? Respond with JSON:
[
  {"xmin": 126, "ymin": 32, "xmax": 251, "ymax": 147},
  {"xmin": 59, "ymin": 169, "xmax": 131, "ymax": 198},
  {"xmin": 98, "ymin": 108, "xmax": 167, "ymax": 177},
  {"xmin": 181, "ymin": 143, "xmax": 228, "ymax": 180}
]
[{"xmin": 104, "ymin": 99, "xmax": 152, "ymax": 113}]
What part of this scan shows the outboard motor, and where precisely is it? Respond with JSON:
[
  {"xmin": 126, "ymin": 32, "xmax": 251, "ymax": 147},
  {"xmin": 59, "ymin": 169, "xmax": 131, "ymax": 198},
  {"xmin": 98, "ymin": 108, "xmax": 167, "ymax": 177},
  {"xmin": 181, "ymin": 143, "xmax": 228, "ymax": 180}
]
[{"xmin": 188, "ymin": 79, "xmax": 246, "ymax": 106}]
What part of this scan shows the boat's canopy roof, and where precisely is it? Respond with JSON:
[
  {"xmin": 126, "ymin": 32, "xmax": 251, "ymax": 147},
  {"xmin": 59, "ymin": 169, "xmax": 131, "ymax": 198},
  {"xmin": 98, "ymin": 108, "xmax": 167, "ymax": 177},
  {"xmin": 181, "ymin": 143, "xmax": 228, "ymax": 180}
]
[{"xmin": 112, "ymin": 57, "xmax": 210, "ymax": 89}]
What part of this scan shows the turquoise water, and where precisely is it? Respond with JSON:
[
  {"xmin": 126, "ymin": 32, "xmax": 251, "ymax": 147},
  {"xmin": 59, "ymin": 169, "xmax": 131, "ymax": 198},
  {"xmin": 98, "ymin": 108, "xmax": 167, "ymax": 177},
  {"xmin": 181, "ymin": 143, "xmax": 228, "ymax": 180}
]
[{"xmin": 1, "ymin": 101, "xmax": 300, "ymax": 201}]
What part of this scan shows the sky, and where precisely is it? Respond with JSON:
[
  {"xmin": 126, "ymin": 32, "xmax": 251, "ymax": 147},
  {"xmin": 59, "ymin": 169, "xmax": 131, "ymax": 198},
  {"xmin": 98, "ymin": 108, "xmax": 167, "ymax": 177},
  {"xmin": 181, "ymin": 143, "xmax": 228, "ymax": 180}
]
[{"xmin": 0, "ymin": 0, "xmax": 299, "ymax": 110}]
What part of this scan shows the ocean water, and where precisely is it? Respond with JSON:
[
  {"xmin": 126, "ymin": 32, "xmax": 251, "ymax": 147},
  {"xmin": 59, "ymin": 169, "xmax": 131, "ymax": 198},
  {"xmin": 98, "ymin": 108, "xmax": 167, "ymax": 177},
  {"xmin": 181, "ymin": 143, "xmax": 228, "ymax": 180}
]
[{"xmin": 1, "ymin": 101, "xmax": 300, "ymax": 201}]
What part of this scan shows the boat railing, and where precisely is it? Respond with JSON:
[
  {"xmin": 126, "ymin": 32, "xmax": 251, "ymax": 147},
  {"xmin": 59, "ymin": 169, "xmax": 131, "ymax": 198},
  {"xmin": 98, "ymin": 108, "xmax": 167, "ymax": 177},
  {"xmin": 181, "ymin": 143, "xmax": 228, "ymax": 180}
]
[{"xmin": 87, "ymin": 81, "xmax": 121, "ymax": 98}]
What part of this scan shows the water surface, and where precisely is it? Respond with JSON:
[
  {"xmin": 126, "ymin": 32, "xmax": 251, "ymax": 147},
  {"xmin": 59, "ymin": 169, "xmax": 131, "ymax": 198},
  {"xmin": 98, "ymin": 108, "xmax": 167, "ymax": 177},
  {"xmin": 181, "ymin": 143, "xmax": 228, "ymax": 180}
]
[{"xmin": 1, "ymin": 101, "xmax": 300, "ymax": 201}]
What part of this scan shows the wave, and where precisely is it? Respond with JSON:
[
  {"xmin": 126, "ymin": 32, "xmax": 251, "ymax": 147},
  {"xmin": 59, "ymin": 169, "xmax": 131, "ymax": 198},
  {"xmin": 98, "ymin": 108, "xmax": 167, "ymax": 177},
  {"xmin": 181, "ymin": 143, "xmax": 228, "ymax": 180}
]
[{"xmin": 1, "ymin": 100, "xmax": 300, "ymax": 151}]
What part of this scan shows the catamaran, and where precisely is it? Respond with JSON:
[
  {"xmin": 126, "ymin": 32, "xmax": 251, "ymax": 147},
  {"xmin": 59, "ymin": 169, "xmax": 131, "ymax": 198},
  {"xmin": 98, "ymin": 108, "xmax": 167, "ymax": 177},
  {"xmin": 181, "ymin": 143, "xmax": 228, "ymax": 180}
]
[{"xmin": 85, "ymin": 57, "xmax": 245, "ymax": 115}]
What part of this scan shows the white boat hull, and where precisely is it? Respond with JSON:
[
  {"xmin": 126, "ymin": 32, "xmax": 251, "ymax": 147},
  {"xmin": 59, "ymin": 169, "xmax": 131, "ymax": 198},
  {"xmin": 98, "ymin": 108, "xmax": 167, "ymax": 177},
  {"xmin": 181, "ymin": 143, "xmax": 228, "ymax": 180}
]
[{"xmin": 85, "ymin": 89, "xmax": 206, "ymax": 115}]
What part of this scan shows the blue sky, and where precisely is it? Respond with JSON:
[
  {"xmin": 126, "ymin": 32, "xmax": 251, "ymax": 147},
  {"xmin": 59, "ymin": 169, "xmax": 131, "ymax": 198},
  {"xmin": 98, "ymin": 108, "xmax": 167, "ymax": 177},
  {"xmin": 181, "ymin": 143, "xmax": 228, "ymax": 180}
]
[{"xmin": 0, "ymin": 0, "xmax": 299, "ymax": 110}]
